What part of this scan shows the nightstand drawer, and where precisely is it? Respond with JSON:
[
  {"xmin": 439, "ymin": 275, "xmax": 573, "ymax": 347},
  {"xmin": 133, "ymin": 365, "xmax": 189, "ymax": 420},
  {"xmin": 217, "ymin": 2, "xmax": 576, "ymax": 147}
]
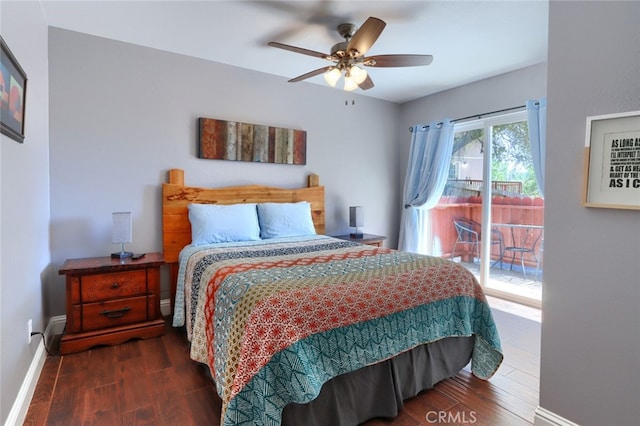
[
  {"xmin": 81, "ymin": 270, "xmax": 147, "ymax": 302},
  {"xmin": 82, "ymin": 295, "xmax": 149, "ymax": 331}
]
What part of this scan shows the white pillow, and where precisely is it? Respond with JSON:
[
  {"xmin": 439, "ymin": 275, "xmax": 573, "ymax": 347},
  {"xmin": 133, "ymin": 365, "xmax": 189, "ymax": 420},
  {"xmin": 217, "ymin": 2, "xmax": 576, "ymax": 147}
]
[
  {"xmin": 188, "ymin": 203, "xmax": 260, "ymax": 245},
  {"xmin": 257, "ymin": 202, "xmax": 317, "ymax": 239}
]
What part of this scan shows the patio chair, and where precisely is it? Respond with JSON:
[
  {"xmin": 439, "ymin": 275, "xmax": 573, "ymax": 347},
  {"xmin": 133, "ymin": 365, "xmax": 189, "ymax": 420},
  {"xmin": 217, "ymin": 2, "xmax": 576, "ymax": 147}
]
[
  {"xmin": 451, "ymin": 217, "xmax": 504, "ymax": 267},
  {"xmin": 504, "ymin": 228, "xmax": 543, "ymax": 278}
]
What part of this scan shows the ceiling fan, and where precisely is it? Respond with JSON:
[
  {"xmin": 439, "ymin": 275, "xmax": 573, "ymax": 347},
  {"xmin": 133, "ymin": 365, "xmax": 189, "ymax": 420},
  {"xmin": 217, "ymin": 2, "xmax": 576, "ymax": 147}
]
[{"xmin": 268, "ymin": 17, "xmax": 433, "ymax": 91}]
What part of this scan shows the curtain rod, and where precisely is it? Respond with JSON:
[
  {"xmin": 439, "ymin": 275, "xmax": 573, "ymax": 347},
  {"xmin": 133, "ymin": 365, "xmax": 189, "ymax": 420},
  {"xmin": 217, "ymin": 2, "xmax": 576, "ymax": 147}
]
[
  {"xmin": 409, "ymin": 102, "xmax": 537, "ymax": 132},
  {"xmin": 452, "ymin": 104, "xmax": 526, "ymax": 123}
]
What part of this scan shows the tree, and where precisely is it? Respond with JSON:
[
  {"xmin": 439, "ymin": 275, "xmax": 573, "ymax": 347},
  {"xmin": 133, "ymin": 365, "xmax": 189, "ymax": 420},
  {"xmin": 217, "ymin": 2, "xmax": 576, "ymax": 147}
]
[
  {"xmin": 453, "ymin": 129, "xmax": 483, "ymax": 155},
  {"xmin": 492, "ymin": 121, "xmax": 532, "ymax": 169},
  {"xmin": 451, "ymin": 121, "xmax": 541, "ymax": 197}
]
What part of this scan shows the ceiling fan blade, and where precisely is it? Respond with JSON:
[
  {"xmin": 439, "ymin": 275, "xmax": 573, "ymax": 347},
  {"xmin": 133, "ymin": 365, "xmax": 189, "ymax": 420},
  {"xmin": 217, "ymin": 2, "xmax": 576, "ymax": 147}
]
[
  {"xmin": 288, "ymin": 66, "xmax": 334, "ymax": 82},
  {"xmin": 346, "ymin": 17, "xmax": 386, "ymax": 57},
  {"xmin": 268, "ymin": 41, "xmax": 329, "ymax": 60},
  {"xmin": 364, "ymin": 54, "xmax": 434, "ymax": 67},
  {"xmin": 358, "ymin": 74, "xmax": 375, "ymax": 90},
  {"xmin": 259, "ymin": 25, "xmax": 309, "ymax": 46}
]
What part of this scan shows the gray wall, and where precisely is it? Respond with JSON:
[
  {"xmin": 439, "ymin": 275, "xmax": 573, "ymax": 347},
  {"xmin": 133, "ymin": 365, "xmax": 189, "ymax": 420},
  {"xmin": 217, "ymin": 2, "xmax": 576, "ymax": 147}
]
[
  {"xmin": 4, "ymin": 2, "xmax": 639, "ymax": 425},
  {"xmin": 47, "ymin": 28, "xmax": 401, "ymax": 316},
  {"xmin": 1, "ymin": 8, "xmax": 548, "ymax": 423},
  {"xmin": 0, "ymin": 1, "xmax": 50, "ymax": 422},
  {"xmin": 540, "ymin": 2, "xmax": 640, "ymax": 425}
]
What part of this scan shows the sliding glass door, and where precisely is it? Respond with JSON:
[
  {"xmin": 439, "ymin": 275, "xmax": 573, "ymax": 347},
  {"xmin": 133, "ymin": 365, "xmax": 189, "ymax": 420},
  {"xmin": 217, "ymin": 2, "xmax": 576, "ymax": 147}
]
[{"xmin": 430, "ymin": 111, "xmax": 543, "ymax": 306}]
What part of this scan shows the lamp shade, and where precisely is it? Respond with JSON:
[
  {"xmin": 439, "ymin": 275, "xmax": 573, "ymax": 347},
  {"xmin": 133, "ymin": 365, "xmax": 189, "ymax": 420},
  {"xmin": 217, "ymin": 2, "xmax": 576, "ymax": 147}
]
[
  {"xmin": 350, "ymin": 65, "xmax": 367, "ymax": 84},
  {"xmin": 343, "ymin": 75, "xmax": 358, "ymax": 91},
  {"xmin": 349, "ymin": 206, "xmax": 364, "ymax": 228},
  {"xmin": 323, "ymin": 68, "xmax": 341, "ymax": 87},
  {"xmin": 112, "ymin": 211, "xmax": 132, "ymax": 244}
]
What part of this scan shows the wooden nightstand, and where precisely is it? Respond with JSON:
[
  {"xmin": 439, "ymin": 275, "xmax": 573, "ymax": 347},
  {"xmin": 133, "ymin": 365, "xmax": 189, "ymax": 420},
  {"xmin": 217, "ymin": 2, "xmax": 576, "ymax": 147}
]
[
  {"xmin": 333, "ymin": 233, "xmax": 387, "ymax": 247},
  {"xmin": 59, "ymin": 252, "xmax": 165, "ymax": 354}
]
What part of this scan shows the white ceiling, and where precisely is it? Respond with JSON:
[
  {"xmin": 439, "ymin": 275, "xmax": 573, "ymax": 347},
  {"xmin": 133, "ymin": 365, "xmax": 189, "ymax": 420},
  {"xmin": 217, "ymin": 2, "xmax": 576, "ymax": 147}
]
[{"xmin": 40, "ymin": 0, "xmax": 549, "ymax": 103}]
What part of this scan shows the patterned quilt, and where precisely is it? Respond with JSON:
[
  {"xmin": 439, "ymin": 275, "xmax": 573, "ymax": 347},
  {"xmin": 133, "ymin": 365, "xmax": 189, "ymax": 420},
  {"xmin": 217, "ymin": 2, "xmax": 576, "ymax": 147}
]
[{"xmin": 173, "ymin": 235, "xmax": 503, "ymax": 426}]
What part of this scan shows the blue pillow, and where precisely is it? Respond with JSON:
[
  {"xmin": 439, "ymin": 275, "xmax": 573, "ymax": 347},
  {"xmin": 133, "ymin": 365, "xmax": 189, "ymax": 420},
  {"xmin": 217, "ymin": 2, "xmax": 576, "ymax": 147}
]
[
  {"xmin": 257, "ymin": 202, "xmax": 317, "ymax": 239},
  {"xmin": 188, "ymin": 203, "xmax": 260, "ymax": 245}
]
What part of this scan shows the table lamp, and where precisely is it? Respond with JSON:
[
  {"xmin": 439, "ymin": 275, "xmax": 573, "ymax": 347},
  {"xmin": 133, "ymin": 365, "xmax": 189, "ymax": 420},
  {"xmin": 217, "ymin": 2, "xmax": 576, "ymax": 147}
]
[
  {"xmin": 111, "ymin": 211, "xmax": 133, "ymax": 259},
  {"xmin": 349, "ymin": 206, "xmax": 364, "ymax": 238}
]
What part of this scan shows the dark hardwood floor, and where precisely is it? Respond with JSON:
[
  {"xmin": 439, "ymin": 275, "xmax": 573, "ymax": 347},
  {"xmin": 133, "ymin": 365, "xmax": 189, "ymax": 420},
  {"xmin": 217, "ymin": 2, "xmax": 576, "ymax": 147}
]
[{"xmin": 25, "ymin": 302, "xmax": 539, "ymax": 425}]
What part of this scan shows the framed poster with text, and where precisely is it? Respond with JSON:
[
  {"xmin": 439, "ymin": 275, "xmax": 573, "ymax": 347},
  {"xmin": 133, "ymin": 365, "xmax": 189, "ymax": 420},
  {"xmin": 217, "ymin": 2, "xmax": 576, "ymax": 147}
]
[{"xmin": 583, "ymin": 110, "xmax": 640, "ymax": 210}]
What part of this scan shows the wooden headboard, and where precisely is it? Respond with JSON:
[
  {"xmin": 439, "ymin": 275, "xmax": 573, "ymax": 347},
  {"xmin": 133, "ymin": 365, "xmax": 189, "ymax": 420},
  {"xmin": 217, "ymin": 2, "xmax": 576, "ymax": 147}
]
[{"xmin": 162, "ymin": 168, "xmax": 325, "ymax": 311}]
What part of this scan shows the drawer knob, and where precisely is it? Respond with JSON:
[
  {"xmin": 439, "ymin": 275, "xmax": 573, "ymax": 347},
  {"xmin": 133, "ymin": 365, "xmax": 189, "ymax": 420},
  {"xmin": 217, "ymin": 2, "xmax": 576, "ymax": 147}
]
[
  {"xmin": 111, "ymin": 282, "xmax": 120, "ymax": 289},
  {"xmin": 100, "ymin": 306, "xmax": 131, "ymax": 319}
]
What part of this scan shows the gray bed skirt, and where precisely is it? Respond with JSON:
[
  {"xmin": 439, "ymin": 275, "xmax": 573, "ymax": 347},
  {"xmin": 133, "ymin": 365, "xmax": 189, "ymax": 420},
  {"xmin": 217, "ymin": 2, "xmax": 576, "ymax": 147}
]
[{"xmin": 281, "ymin": 335, "xmax": 475, "ymax": 426}]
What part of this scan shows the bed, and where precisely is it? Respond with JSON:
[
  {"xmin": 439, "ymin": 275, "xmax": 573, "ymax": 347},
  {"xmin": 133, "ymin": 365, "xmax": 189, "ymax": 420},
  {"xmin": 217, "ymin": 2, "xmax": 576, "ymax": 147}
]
[{"xmin": 162, "ymin": 168, "xmax": 503, "ymax": 426}]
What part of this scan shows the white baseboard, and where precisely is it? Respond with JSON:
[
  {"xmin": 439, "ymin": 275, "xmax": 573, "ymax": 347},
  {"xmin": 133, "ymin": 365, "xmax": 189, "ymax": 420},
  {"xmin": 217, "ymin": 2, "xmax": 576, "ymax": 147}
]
[
  {"xmin": 535, "ymin": 406, "xmax": 580, "ymax": 426},
  {"xmin": 4, "ymin": 301, "xmax": 172, "ymax": 426},
  {"xmin": 3, "ymin": 317, "xmax": 59, "ymax": 426}
]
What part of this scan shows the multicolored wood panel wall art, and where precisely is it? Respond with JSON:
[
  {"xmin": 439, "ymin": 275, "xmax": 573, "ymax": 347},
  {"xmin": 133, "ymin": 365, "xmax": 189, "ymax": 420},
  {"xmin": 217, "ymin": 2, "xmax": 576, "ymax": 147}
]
[{"xmin": 198, "ymin": 117, "xmax": 306, "ymax": 165}]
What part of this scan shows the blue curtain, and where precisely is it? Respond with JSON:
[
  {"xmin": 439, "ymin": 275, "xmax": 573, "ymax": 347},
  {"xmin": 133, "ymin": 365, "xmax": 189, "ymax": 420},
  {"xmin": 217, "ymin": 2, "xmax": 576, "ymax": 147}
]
[
  {"xmin": 398, "ymin": 121, "xmax": 455, "ymax": 253},
  {"xmin": 527, "ymin": 98, "xmax": 547, "ymax": 197}
]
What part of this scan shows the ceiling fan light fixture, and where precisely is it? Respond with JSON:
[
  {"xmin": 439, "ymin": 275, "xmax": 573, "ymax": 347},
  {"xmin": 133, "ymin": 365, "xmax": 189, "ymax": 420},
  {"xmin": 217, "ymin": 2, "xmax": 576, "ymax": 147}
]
[
  {"xmin": 269, "ymin": 17, "xmax": 432, "ymax": 93},
  {"xmin": 323, "ymin": 67, "xmax": 341, "ymax": 87},
  {"xmin": 350, "ymin": 65, "xmax": 367, "ymax": 85},
  {"xmin": 343, "ymin": 74, "xmax": 358, "ymax": 91}
]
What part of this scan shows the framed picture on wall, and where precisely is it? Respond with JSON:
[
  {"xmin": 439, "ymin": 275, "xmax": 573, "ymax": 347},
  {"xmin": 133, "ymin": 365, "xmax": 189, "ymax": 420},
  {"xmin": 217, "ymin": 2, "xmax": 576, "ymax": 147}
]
[
  {"xmin": 583, "ymin": 110, "xmax": 640, "ymax": 210},
  {"xmin": 1, "ymin": 36, "xmax": 27, "ymax": 143}
]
